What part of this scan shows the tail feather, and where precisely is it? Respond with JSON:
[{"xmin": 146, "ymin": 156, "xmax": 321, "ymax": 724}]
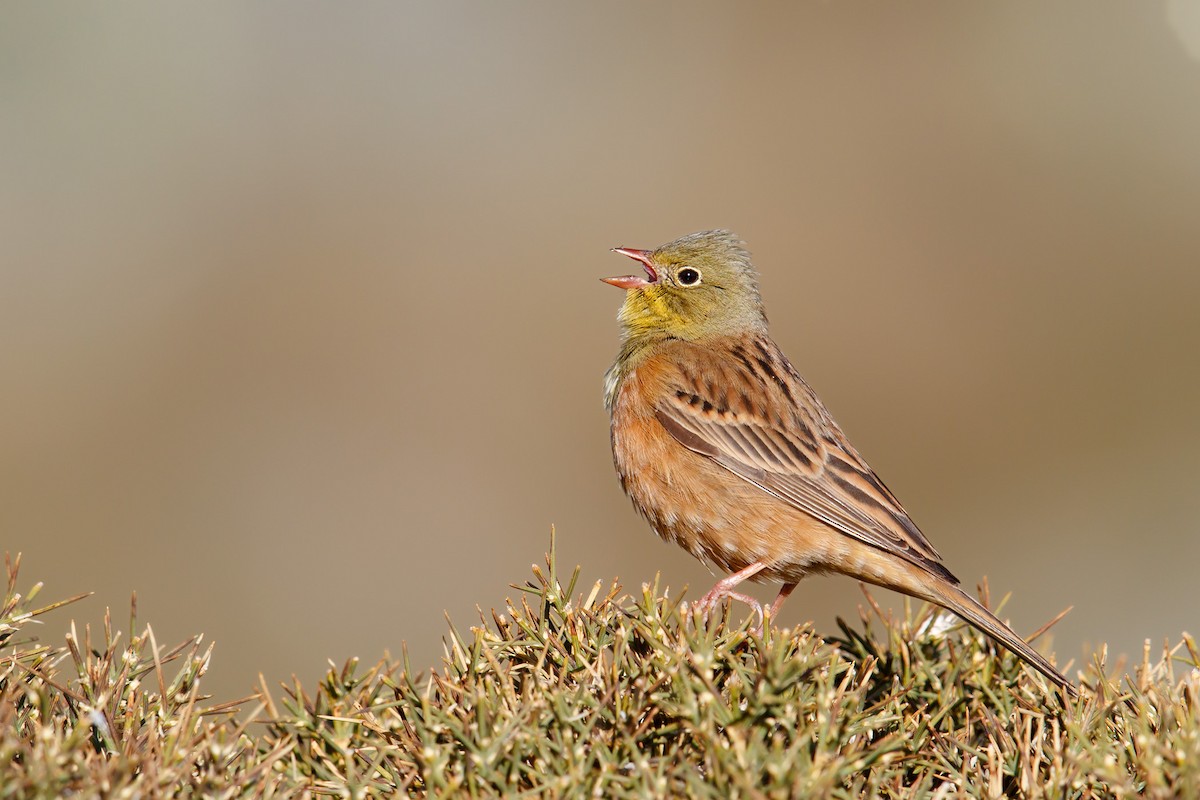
[{"xmin": 931, "ymin": 584, "xmax": 1077, "ymax": 697}]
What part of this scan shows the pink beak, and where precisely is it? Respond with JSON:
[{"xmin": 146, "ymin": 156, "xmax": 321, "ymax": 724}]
[{"xmin": 602, "ymin": 247, "xmax": 659, "ymax": 289}]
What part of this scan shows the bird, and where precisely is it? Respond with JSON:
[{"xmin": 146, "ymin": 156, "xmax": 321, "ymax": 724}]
[{"xmin": 601, "ymin": 229, "xmax": 1074, "ymax": 694}]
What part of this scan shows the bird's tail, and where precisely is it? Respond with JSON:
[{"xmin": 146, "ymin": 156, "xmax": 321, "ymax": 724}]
[{"xmin": 928, "ymin": 582, "xmax": 1077, "ymax": 697}]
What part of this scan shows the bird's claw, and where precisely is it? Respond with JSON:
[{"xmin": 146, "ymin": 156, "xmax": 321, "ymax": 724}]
[{"xmin": 689, "ymin": 588, "xmax": 765, "ymax": 632}]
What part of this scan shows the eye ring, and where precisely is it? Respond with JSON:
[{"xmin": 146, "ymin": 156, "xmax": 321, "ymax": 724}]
[{"xmin": 676, "ymin": 267, "xmax": 701, "ymax": 286}]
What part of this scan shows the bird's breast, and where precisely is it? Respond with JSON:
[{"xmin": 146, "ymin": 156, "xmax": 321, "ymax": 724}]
[{"xmin": 608, "ymin": 355, "xmax": 836, "ymax": 582}]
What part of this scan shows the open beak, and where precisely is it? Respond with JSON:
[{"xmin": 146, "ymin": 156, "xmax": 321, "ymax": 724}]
[{"xmin": 602, "ymin": 247, "xmax": 659, "ymax": 289}]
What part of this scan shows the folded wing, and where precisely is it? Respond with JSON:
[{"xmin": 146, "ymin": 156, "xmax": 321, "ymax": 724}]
[{"xmin": 655, "ymin": 338, "xmax": 956, "ymax": 583}]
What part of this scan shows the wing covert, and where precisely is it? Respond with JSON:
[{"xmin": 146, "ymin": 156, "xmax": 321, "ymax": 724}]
[{"xmin": 655, "ymin": 340, "xmax": 954, "ymax": 582}]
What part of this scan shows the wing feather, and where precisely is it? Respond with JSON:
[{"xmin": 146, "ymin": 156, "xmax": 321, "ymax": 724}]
[{"xmin": 656, "ymin": 339, "xmax": 955, "ymax": 582}]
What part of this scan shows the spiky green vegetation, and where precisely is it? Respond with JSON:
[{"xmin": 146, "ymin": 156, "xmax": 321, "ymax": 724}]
[{"xmin": 1, "ymin": 549, "xmax": 1197, "ymax": 798}]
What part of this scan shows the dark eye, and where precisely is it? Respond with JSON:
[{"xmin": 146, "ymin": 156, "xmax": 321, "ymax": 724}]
[{"xmin": 676, "ymin": 267, "xmax": 701, "ymax": 286}]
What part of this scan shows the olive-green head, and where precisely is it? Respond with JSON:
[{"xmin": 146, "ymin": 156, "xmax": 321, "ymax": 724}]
[{"xmin": 602, "ymin": 230, "xmax": 767, "ymax": 345}]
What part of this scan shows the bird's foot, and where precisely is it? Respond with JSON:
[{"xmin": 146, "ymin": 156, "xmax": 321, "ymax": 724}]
[
  {"xmin": 686, "ymin": 562, "xmax": 770, "ymax": 630},
  {"xmin": 691, "ymin": 586, "xmax": 765, "ymax": 630}
]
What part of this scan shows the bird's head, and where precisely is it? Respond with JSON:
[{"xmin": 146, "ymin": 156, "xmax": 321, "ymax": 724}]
[{"xmin": 603, "ymin": 230, "xmax": 766, "ymax": 343}]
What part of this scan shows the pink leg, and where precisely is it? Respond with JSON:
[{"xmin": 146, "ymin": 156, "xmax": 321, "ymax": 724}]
[
  {"xmin": 693, "ymin": 562, "xmax": 768, "ymax": 622},
  {"xmin": 768, "ymin": 582, "xmax": 797, "ymax": 620}
]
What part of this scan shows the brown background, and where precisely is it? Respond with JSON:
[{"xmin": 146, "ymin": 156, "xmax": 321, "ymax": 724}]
[{"xmin": 3, "ymin": 3, "xmax": 1198, "ymax": 702}]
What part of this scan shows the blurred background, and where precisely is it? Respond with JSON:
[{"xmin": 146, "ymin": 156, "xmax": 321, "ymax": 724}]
[{"xmin": 3, "ymin": 3, "xmax": 1198, "ymax": 701}]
